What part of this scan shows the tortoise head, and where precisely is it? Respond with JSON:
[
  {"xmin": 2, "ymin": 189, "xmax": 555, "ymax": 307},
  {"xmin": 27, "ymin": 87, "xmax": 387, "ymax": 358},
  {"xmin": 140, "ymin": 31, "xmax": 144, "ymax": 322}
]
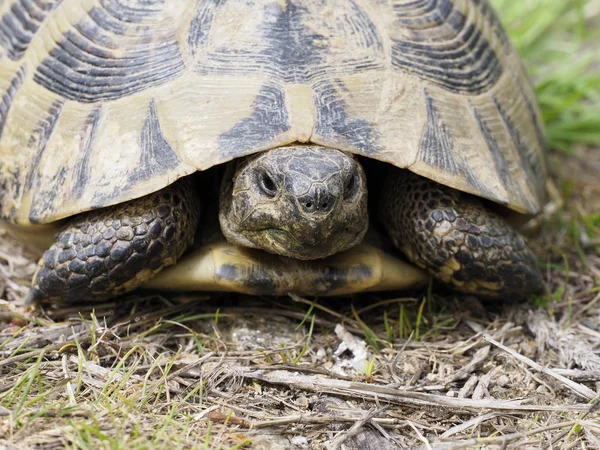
[{"xmin": 219, "ymin": 145, "xmax": 368, "ymax": 260}]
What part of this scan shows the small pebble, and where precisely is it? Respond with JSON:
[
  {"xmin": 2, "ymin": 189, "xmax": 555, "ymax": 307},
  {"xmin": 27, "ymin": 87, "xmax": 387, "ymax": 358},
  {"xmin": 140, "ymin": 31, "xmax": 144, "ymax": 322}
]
[
  {"xmin": 291, "ymin": 436, "xmax": 308, "ymax": 448},
  {"xmin": 497, "ymin": 375, "xmax": 510, "ymax": 387}
]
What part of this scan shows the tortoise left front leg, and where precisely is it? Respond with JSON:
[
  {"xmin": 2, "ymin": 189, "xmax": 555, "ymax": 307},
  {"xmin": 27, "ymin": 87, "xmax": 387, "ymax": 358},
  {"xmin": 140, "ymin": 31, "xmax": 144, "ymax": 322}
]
[
  {"xmin": 378, "ymin": 168, "xmax": 544, "ymax": 299},
  {"xmin": 26, "ymin": 178, "xmax": 200, "ymax": 305}
]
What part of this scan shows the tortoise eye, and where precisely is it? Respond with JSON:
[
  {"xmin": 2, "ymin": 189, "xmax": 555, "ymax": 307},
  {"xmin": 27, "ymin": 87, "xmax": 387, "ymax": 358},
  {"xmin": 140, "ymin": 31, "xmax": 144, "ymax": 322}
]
[
  {"xmin": 344, "ymin": 173, "xmax": 358, "ymax": 199},
  {"xmin": 259, "ymin": 172, "xmax": 278, "ymax": 198}
]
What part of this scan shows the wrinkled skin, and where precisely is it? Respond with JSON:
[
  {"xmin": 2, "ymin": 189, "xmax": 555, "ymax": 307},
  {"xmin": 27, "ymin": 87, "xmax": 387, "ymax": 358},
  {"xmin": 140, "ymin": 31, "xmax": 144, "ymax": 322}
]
[{"xmin": 219, "ymin": 145, "xmax": 369, "ymax": 260}]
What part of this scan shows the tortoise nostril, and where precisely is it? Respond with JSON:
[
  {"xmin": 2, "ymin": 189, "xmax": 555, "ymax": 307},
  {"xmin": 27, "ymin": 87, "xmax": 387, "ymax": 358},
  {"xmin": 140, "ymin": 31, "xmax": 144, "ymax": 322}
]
[
  {"xmin": 301, "ymin": 196, "xmax": 334, "ymax": 213},
  {"xmin": 300, "ymin": 187, "xmax": 336, "ymax": 213}
]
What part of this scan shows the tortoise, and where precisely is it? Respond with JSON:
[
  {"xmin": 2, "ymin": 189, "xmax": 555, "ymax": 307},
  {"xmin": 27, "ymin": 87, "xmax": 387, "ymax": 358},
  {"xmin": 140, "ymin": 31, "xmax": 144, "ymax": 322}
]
[{"xmin": 0, "ymin": 0, "xmax": 547, "ymax": 304}]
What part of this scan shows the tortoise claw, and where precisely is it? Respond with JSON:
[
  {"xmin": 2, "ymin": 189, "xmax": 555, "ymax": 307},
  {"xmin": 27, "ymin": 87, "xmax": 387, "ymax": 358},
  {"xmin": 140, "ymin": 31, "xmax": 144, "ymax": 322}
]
[{"xmin": 23, "ymin": 288, "xmax": 41, "ymax": 306}]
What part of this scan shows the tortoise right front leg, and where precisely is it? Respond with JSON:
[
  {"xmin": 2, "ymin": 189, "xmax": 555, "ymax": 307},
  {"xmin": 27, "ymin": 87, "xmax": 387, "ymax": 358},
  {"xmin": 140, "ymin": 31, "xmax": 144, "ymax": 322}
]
[
  {"xmin": 27, "ymin": 178, "xmax": 200, "ymax": 304},
  {"xmin": 378, "ymin": 169, "xmax": 544, "ymax": 299}
]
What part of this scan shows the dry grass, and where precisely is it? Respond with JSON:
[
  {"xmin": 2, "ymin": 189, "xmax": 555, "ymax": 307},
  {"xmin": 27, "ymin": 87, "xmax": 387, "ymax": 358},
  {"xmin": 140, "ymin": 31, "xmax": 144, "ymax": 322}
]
[{"xmin": 1, "ymin": 1, "xmax": 600, "ymax": 449}]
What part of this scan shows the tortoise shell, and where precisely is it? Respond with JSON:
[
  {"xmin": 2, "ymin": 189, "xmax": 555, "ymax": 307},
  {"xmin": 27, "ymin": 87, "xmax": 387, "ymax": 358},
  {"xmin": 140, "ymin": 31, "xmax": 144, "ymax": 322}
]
[{"xmin": 0, "ymin": 0, "xmax": 547, "ymax": 225}]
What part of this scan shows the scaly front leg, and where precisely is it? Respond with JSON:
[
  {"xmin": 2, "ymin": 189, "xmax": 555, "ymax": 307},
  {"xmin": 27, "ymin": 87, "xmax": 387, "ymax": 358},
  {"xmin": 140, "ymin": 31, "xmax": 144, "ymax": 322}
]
[
  {"xmin": 378, "ymin": 169, "xmax": 544, "ymax": 299},
  {"xmin": 27, "ymin": 178, "xmax": 200, "ymax": 304}
]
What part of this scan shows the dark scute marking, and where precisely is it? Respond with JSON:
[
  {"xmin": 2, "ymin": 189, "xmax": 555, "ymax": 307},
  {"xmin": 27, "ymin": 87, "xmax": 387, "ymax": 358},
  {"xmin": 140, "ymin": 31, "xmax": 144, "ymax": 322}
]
[
  {"xmin": 72, "ymin": 107, "xmax": 101, "ymax": 197},
  {"xmin": 316, "ymin": 264, "xmax": 373, "ymax": 293},
  {"xmin": 28, "ymin": 165, "xmax": 68, "ymax": 223},
  {"xmin": 218, "ymin": 84, "xmax": 290, "ymax": 158},
  {"xmin": 133, "ymin": 100, "xmax": 181, "ymax": 179},
  {"xmin": 256, "ymin": 1, "xmax": 327, "ymax": 83},
  {"xmin": 390, "ymin": 0, "xmax": 503, "ymax": 94},
  {"xmin": 25, "ymin": 101, "xmax": 63, "ymax": 191},
  {"xmin": 86, "ymin": 7, "xmax": 127, "ymax": 36},
  {"xmin": 194, "ymin": 1, "xmax": 382, "ymax": 81},
  {"xmin": 0, "ymin": 66, "xmax": 25, "ymax": 139},
  {"xmin": 0, "ymin": 0, "xmax": 63, "ymax": 61},
  {"xmin": 33, "ymin": 5, "xmax": 184, "ymax": 103},
  {"xmin": 472, "ymin": 105, "xmax": 534, "ymax": 211},
  {"xmin": 245, "ymin": 271, "xmax": 278, "ymax": 296},
  {"xmin": 99, "ymin": 0, "xmax": 166, "ymax": 24},
  {"xmin": 470, "ymin": 0, "xmax": 511, "ymax": 50},
  {"xmin": 354, "ymin": 265, "xmax": 373, "ymax": 282},
  {"xmin": 215, "ymin": 264, "xmax": 278, "ymax": 296},
  {"xmin": 516, "ymin": 78, "xmax": 548, "ymax": 199},
  {"xmin": 318, "ymin": 266, "xmax": 347, "ymax": 292},
  {"xmin": 261, "ymin": 0, "xmax": 382, "ymax": 82},
  {"xmin": 92, "ymin": 100, "xmax": 182, "ymax": 205},
  {"xmin": 188, "ymin": 0, "xmax": 223, "ymax": 58},
  {"xmin": 392, "ymin": 0, "xmax": 452, "ymax": 24},
  {"xmin": 313, "ymin": 80, "xmax": 380, "ymax": 153},
  {"xmin": 419, "ymin": 89, "xmax": 457, "ymax": 172},
  {"xmin": 494, "ymin": 97, "xmax": 545, "ymax": 202},
  {"xmin": 419, "ymin": 90, "xmax": 497, "ymax": 200},
  {"xmin": 468, "ymin": 224, "xmax": 480, "ymax": 235},
  {"xmin": 517, "ymin": 80, "xmax": 547, "ymax": 154}
]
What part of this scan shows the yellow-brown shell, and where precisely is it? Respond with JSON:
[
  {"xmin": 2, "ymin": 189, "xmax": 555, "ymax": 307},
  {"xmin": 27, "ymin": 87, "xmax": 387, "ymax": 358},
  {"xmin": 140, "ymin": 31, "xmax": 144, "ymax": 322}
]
[{"xmin": 0, "ymin": 0, "xmax": 547, "ymax": 225}]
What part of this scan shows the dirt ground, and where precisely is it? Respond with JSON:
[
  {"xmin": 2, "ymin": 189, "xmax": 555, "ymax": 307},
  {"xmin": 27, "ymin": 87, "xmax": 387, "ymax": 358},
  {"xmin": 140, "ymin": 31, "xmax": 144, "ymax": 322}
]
[{"xmin": 0, "ymin": 147, "xmax": 599, "ymax": 449}]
